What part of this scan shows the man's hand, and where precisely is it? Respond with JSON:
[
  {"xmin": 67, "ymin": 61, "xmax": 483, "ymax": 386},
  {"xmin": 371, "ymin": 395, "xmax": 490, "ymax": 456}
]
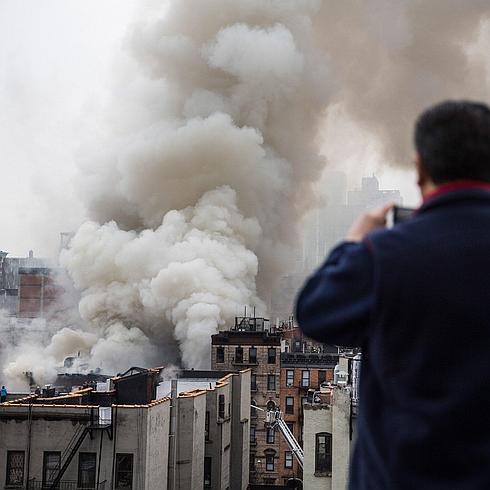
[{"xmin": 346, "ymin": 202, "xmax": 395, "ymax": 242}]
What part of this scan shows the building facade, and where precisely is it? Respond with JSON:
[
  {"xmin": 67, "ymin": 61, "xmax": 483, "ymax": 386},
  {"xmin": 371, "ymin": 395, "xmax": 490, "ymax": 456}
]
[
  {"xmin": 278, "ymin": 325, "xmax": 339, "ymax": 486},
  {"xmin": 0, "ymin": 367, "xmax": 251, "ymax": 490},
  {"xmin": 211, "ymin": 316, "xmax": 281, "ymax": 486},
  {"xmin": 301, "ymin": 355, "xmax": 361, "ymax": 490},
  {"xmin": 17, "ymin": 267, "xmax": 62, "ymax": 319},
  {"xmin": 0, "ymin": 251, "xmax": 46, "ymax": 315},
  {"xmin": 303, "ymin": 386, "xmax": 353, "ymax": 490}
]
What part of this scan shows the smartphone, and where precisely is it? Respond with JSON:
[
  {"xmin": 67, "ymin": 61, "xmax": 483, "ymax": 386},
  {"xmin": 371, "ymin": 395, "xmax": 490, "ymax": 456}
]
[{"xmin": 393, "ymin": 206, "xmax": 415, "ymax": 224}]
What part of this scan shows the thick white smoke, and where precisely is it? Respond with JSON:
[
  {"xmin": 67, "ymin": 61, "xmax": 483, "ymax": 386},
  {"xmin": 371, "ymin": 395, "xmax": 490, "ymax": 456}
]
[
  {"xmin": 61, "ymin": 186, "xmax": 264, "ymax": 368},
  {"xmin": 57, "ymin": 0, "xmax": 330, "ymax": 370},
  {"xmin": 3, "ymin": 0, "xmax": 490, "ymax": 384}
]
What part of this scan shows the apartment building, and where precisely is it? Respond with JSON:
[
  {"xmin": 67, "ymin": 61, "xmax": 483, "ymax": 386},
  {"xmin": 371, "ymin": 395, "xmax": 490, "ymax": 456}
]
[
  {"xmin": 301, "ymin": 355, "xmax": 361, "ymax": 490},
  {"xmin": 211, "ymin": 316, "xmax": 281, "ymax": 486},
  {"xmin": 302, "ymin": 386, "xmax": 353, "ymax": 490},
  {"xmin": 0, "ymin": 251, "xmax": 46, "ymax": 315},
  {"xmin": 0, "ymin": 367, "xmax": 250, "ymax": 490},
  {"xmin": 17, "ymin": 267, "xmax": 63, "ymax": 319},
  {"xmin": 278, "ymin": 326, "xmax": 339, "ymax": 485}
]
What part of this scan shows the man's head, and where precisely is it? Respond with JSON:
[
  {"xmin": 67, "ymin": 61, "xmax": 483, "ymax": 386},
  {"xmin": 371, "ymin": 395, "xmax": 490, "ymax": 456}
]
[{"xmin": 415, "ymin": 100, "xmax": 490, "ymax": 193}]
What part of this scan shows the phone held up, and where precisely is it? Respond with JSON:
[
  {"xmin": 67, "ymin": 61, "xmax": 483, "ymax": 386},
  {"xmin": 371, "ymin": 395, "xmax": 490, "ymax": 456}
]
[{"xmin": 388, "ymin": 206, "xmax": 415, "ymax": 227}]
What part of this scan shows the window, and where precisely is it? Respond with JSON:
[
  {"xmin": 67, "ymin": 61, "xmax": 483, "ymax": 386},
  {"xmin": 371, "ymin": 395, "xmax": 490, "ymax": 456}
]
[
  {"xmin": 78, "ymin": 452, "xmax": 96, "ymax": 489},
  {"xmin": 216, "ymin": 347, "xmax": 224, "ymax": 363},
  {"xmin": 315, "ymin": 432, "xmax": 332, "ymax": 474},
  {"xmin": 6, "ymin": 451, "xmax": 24, "ymax": 486},
  {"xmin": 286, "ymin": 369, "xmax": 294, "ymax": 386},
  {"xmin": 268, "ymin": 348, "xmax": 276, "ymax": 364},
  {"xmin": 235, "ymin": 347, "xmax": 243, "ymax": 363},
  {"xmin": 250, "ymin": 453, "xmax": 256, "ymax": 472},
  {"xmin": 285, "ymin": 396, "xmax": 294, "ymax": 415},
  {"xmin": 266, "ymin": 427, "xmax": 275, "ymax": 444},
  {"xmin": 318, "ymin": 370, "xmax": 327, "ymax": 386},
  {"xmin": 204, "ymin": 457, "xmax": 212, "ymax": 487},
  {"xmin": 293, "ymin": 340, "xmax": 302, "ymax": 352},
  {"xmin": 205, "ymin": 411, "xmax": 210, "ymax": 441},
  {"xmin": 249, "ymin": 347, "xmax": 257, "ymax": 363},
  {"xmin": 285, "ymin": 451, "xmax": 293, "ymax": 469},
  {"xmin": 42, "ymin": 451, "xmax": 60, "ymax": 486},
  {"xmin": 250, "ymin": 426, "xmax": 256, "ymax": 443},
  {"xmin": 218, "ymin": 394, "xmax": 225, "ymax": 419},
  {"xmin": 251, "ymin": 400, "xmax": 257, "ymax": 418},
  {"xmin": 301, "ymin": 370, "xmax": 310, "ymax": 388},
  {"xmin": 265, "ymin": 452, "xmax": 275, "ymax": 472},
  {"xmin": 266, "ymin": 400, "xmax": 276, "ymax": 411},
  {"xmin": 286, "ymin": 422, "xmax": 294, "ymax": 436},
  {"xmin": 267, "ymin": 374, "xmax": 276, "ymax": 391},
  {"xmin": 251, "ymin": 374, "xmax": 257, "ymax": 391},
  {"xmin": 115, "ymin": 453, "xmax": 133, "ymax": 489}
]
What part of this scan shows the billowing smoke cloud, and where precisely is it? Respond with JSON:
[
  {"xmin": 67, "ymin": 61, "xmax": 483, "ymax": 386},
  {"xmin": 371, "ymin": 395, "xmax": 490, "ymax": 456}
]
[
  {"xmin": 61, "ymin": 186, "xmax": 265, "ymax": 368},
  {"xmin": 3, "ymin": 0, "xmax": 490, "ymax": 383},
  {"xmin": 316, "ymin": 0, "xmax": 490, "ymax": 165},
  {"xmin": 57, "ymin": 0, "xmax": 330, "ymax": 370}
]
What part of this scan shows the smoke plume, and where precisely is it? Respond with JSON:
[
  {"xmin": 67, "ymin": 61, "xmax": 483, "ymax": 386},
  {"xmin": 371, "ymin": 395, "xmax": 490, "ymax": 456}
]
[
  {"xmin": 57, "ymin": 0, "xmax": 331, "ymax": 371},
  {"xmin": 3, "ymin": 0, "xmax": 490, "ymax": 383},
  {"xmin": 317, "ymin": 0, "xmax": 490, "ymax": 165}
]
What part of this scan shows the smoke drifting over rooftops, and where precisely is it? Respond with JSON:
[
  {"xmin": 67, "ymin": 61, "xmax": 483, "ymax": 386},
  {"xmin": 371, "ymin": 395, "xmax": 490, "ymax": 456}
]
[
  {"xmin": 2, "ymin": 0, "xmax": 490, "ymax": 384},
  {"xmin": 58, "ymin": 1, "xmax": 331, "ymax": 371}
]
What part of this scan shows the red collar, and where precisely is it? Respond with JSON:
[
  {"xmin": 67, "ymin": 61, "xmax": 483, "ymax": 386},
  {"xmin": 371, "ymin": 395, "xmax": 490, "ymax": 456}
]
[{"xmin": 423, "ymin": 180, "xmax": 490, "ymax": 204}]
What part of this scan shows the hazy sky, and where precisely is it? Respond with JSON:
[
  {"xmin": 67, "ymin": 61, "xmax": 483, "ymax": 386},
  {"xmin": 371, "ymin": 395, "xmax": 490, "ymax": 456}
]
[
  {"xmin": 0, "ymin": 1, "xmax": 420, "ymax": 258},
  {"xmin": 0, "ymin": 1, "xmax": 139, "ymax": 256}
]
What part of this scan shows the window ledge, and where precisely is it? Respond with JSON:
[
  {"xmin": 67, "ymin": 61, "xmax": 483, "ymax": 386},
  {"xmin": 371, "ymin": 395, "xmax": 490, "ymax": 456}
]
[{"xmin": 314, "ymin": 472, "xmax": 332, "ymax": 477}]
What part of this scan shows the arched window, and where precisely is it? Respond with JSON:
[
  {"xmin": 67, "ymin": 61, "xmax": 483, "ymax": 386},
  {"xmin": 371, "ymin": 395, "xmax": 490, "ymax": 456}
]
[
  {"xmin": 266, "ymin": 400, "xmax": 276, "ymax": 411},
  {"xmin": 315, "ymin": 432, "xmax": 332, "ymax": 475}
]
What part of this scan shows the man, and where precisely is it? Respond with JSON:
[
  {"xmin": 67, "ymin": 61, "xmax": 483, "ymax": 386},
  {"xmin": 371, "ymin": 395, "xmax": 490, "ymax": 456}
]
[
  {"xmin": 0, "ymin": 385, "xmax": 7, "ymax": 403},
  {"xmin": 296, "ymin": 101, "xmax": 490, "ymax": 490}
]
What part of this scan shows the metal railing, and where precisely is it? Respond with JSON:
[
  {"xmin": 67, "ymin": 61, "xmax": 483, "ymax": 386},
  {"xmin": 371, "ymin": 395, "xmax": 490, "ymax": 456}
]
[{"xmin": 24, "ymin": 480, "xmax": 106, "ymax": 490}]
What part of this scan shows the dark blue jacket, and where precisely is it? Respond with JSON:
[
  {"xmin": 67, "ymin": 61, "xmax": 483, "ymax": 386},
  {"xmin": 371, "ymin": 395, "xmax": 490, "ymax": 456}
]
[{"xmin": 296, "ymin": 187, "xmax": 490, "ymax": 490}]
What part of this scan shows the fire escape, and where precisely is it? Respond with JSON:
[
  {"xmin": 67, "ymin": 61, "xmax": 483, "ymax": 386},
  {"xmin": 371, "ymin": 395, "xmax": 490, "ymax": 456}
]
[{"xmin": 43, "ymin": 407, "xmax": 112, "ymax": 490}]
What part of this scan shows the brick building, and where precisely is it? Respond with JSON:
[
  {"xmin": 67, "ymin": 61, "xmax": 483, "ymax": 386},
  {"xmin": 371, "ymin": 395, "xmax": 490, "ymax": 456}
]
[
  {"xmin": 18, "ymin": 267, "xmax": 63, "ymax": 318},
  {"xmin": 277, "ymin": 324, "xmax": 339, "ymax": 485},
  {"xmin": 211, "ymin": 316, "xmax": 282, "ymax": 486},
  {"xmin": 0, "ymin": 251, "xmax": 46, "ymax": 315}
]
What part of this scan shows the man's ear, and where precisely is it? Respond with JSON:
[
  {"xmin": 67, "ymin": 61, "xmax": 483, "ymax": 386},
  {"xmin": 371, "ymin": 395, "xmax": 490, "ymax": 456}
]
[
  {"xmin": 415, "ymin": 154, "xmax": 428, "ymax": 188},
  {"xmin": 415, "ymin": 154, "xmax": 436, "ymax": 197}
]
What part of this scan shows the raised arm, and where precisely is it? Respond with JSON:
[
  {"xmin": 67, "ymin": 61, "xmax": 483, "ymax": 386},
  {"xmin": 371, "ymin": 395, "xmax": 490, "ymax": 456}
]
[{"xmin": 295, "ymin": 240, "xmax": 375, "ymax": 347}]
